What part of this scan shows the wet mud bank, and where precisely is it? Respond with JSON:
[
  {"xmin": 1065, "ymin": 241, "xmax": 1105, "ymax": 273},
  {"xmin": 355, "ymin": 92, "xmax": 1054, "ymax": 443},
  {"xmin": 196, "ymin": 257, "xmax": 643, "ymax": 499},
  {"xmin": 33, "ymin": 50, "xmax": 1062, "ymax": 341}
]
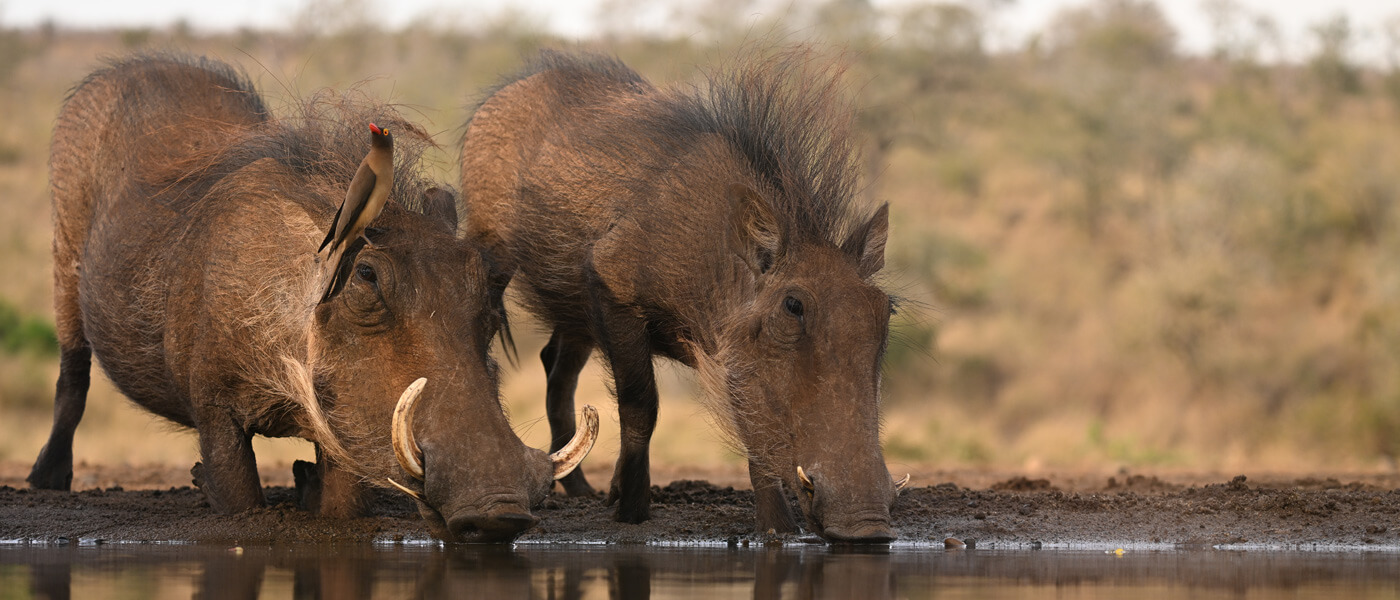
[{"xmin": 4, "ymin": 472, "xmax": 1399, "ymax": 549}]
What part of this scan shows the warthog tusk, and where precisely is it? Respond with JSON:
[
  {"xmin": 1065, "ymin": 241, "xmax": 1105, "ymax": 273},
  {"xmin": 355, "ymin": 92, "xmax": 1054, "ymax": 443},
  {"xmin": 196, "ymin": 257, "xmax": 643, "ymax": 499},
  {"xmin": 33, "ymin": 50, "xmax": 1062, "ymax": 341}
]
[
  {"xmin": 392, "ymin": 377, "xmax": 427, "ymax": 480},
  {"xmin": 894, "ymin": 473, "xmax": 911, "ymax": 491},
  {"xmin": 550, "ymin": 405, "xmax": 599, "ymax": 480},
  {"xmin": 386, "ymin": 477, "xmax": 424, "ymax": 501},
  {"xmin": 797, "ymin": 466, "xmax": 815, "ymax": 491}
]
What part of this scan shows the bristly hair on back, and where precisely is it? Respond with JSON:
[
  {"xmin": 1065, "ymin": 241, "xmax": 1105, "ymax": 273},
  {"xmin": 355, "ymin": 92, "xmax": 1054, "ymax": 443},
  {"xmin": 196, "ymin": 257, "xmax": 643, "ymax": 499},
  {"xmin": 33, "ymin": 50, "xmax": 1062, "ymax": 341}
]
[
  {"xmin": 75, "ymin": 52, "xmax": 271, "ymax": 119},
  {"xmin": 155, "ymin": 85, "xmax": 441, "ymax": 219},
  {"xmin": 461, "ymin": 48, "xmax": 652, "ymax": 144},
  {"xmin": 666, "ymin": 45, "xmax": 868, "ymax": 249}
]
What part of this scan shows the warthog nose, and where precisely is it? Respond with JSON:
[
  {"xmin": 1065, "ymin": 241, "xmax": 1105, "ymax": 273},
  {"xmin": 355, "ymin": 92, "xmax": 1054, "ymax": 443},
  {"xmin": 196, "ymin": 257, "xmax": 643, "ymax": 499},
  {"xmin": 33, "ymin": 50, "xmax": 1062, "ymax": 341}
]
[{"xmin": 447, "ymin": 510, "xmax": 540, "ymax": 542}]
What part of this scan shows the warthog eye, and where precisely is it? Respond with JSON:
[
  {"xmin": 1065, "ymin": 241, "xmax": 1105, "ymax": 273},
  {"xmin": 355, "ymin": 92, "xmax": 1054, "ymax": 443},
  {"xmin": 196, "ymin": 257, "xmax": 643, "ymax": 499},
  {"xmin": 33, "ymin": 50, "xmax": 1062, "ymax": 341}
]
[
  {"xmin": 783, "ymin": 296, "xmax": 804, "ymax": 318},
  {"xmin": 355, "ymin": 263, "xmax": 378, "ymax": 285}
]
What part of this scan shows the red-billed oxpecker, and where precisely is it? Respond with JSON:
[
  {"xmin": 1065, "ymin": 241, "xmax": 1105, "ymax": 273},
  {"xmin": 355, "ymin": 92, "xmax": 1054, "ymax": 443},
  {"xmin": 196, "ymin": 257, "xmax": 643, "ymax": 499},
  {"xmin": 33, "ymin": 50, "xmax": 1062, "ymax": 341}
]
[{"xmin": 318, "ymin": 123, "xmax": 393, "ymax": 301}]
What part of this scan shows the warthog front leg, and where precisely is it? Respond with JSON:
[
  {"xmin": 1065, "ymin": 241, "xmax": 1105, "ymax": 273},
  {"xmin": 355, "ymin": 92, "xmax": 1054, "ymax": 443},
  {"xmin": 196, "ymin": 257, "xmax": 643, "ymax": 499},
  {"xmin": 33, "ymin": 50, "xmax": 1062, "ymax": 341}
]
[
  {"xmin": 190, "ymin": 403, "xmax": 265, "ymax": 513},
  {"xmin": 751, "ymin": 471, "xmax": 799, "ymax": 534},
  {"xmin": 542, "ymin": 329, "xmax": 597, "ymax": 497},
  {"xmin": 293, "ymin": 444, "xmax": 368, "ymax": 518},
  {"xmin": 604, "ymin": 334, "xmax": 658, "ymax": 525},
  {"xmin": 589, "ymin": 295, "xmax": 657, "ymax": 524},
  {"xmin": 28, "ymin": 345, "xmax": 92, "ymax": 490}
]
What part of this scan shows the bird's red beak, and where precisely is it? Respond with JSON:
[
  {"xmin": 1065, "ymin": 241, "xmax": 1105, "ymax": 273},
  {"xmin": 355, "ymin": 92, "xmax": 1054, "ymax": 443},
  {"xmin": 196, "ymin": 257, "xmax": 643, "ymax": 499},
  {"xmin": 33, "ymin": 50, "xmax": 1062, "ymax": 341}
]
[{"xmin": 369, "ymin": 123, "xmax": 382, "ymax": 135}]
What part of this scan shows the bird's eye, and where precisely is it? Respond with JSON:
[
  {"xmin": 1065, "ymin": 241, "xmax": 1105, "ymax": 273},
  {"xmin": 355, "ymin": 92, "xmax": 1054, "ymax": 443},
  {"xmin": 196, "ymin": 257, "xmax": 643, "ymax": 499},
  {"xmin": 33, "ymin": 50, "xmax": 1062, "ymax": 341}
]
[
  {"xmin": 783, "ymin": 296, "xmax": 803, "ymax": 318},
  {"xmin": 355, "ymin": 263, "xmax": 377, "ymax": 284}
]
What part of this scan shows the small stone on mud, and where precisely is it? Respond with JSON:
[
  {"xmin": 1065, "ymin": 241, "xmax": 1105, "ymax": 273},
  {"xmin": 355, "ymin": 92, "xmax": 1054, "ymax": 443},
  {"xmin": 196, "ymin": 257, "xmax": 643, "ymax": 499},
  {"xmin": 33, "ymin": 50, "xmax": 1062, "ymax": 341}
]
[
  {"xmin": 974, "ymin": 513, "xmax": 987, "ymax": 520},
  {"xmin": 944, "ymin": 537, "xmax": 965, "ymax": 549}
]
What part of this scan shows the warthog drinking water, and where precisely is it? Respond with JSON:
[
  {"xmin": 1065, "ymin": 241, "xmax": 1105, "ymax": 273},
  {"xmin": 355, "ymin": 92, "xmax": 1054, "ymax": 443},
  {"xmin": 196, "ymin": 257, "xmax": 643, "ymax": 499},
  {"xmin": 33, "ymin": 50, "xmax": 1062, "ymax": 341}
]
[
  {"xmin": 460, "ymin": 49, "xmax": 902, "ymax": 542},
  {"xmin": 26, "ymin": 53, "xmax": 596, "ymax": 542}
]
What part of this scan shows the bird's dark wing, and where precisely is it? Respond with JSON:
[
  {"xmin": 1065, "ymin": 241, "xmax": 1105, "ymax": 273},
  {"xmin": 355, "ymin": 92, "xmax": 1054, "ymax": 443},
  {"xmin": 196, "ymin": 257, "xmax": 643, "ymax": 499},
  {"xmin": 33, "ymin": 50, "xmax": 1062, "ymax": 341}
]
[
  {"xmin": 320, "ymin": 162, "xmax": 378, "ymax": 253},
  {"xmin": 318, "ymin": 199, "xmax": 346, "ymax": 253}
]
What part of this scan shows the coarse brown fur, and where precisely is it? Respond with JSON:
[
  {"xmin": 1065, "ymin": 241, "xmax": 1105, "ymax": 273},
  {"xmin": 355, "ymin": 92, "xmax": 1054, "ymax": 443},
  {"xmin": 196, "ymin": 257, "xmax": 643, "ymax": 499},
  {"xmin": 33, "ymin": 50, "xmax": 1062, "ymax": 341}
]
[
  {"xmin": 29, "ymin": 53, "xmax": 570, "ymax": 542},
  {"xmin": 461, "ymin": 48, "xmax": 898, "ymax": 541}
]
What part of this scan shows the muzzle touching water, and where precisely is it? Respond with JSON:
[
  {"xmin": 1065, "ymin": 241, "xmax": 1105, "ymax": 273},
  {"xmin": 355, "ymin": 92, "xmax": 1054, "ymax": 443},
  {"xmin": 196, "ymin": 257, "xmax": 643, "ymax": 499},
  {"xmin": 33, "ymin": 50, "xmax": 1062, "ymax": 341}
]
[{"xmin": 796, "ymin": 465, "xmax": 910, "ymax": 543}]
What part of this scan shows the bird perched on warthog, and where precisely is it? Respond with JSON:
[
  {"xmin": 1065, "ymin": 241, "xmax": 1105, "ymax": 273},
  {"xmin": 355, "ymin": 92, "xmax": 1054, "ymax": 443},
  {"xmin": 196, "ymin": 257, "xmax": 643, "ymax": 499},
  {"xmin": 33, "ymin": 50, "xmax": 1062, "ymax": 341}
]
[
  {"xmin": 460, "ymin": 48, "xmax": 906, "ymax": 542},
  {"xmin": 318, "ymin": 122, "xmax": 393, "ymax": 302},
  {"xmin": 26, "ymin": 53, "xmax": 597, "ymax": 543}
]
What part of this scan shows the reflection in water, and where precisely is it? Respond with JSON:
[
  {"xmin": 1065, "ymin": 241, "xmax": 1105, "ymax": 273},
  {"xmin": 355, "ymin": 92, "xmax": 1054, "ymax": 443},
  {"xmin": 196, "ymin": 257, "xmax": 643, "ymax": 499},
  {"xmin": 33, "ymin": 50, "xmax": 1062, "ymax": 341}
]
[{"xmin": 3, "ymin": 543, "xmax": 1400, "ymax": 600}]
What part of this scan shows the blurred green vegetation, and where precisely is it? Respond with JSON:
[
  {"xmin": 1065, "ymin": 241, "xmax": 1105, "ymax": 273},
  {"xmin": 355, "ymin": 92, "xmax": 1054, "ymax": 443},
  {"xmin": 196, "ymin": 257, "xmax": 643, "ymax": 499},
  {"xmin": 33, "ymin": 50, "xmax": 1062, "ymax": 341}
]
[
  {"xmin": 3, "ymin": 0, "xmax": 1400, "ymax": 472},
  {"xmin": 0, "ymin": 299, "xmax": 57, "ymax": 357}
]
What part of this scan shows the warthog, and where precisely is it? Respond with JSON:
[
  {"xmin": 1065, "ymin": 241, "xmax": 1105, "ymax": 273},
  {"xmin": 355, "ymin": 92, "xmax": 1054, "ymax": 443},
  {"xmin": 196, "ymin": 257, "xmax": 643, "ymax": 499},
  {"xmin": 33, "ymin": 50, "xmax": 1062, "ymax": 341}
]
[
  {"xmin": 26, "ymin": 53, "xmax": 596, "ymax": 542},
  {"xmin": 460, "ymin": 49, "xmax": 903, "ymax": 542}
]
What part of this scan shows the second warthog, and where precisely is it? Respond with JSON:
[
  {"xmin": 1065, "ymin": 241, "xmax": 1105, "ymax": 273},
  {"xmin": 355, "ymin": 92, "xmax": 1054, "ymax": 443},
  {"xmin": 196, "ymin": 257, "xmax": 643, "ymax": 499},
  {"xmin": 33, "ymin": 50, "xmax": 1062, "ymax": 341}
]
[
  {"xmin": 460, "ymin": 49, "xmax": 904, "ymax": 542},
  {"xmin": 27, "ymin": 53, "xmax": 596, "ymax": 542}
]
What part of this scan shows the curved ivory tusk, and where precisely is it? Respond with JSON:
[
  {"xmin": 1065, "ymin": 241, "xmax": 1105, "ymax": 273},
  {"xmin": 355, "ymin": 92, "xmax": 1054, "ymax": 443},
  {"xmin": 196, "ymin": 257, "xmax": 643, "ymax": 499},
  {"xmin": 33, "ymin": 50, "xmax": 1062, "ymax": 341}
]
[
  {"xmin": 392, "ymin": 377, "xmax": 427, "ymax": 480},
  {"xmin": 894, "ymin": 473, "xmax": 911, "ymax": 491},
  {"xmin": 550, "ymin": 405, "xmax": 600, "ymax": 480},
  {"xmin": 797, "ymin": 465, "xmax": 815, "ymax": 491},
  {"xmin": 386, "ymin": 477, "xmax": 424, "ymax": 502}
]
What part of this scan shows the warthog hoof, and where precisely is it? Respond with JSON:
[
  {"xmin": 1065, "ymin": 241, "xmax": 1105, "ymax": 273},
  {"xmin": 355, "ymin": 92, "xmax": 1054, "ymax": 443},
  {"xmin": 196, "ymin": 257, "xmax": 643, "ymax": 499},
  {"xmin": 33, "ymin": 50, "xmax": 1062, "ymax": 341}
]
[
  {"xmin": 27, "ymin": 455, "xmax": 73, "ymax": 491},
  {"xmin": 292, "ymin": 460, "xmax": 321, "ymax": 511}
]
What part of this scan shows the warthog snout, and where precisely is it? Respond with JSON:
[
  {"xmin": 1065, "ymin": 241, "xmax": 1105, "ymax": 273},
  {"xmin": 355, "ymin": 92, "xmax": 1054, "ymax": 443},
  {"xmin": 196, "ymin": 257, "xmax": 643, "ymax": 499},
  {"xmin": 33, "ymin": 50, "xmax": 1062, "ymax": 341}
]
[
  {"xmin": 796, "ymin": 466, "xmax": 902, "ymax": 544},
  {"xmin": 820, "ymin": 518, "xmax": 897, "ymax": 544},
  {"xmin": 389, "ymin": 380, "xmax": 599, "ymax": 491},
  {"xmin": 387, "ymin": 377, "xmax": 600, "ymax": 539},
  {"xmin": 447, "ymin": 507, "xmax": 541, "ymax": 543}
]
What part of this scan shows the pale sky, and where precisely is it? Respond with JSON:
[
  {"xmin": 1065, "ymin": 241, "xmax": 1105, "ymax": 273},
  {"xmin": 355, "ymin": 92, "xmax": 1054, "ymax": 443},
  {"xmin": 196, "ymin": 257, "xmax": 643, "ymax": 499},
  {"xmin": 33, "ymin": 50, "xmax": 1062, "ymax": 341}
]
[{"xmin": 4, "ymin": 1, "xmax": 1398, "ymax": 63}]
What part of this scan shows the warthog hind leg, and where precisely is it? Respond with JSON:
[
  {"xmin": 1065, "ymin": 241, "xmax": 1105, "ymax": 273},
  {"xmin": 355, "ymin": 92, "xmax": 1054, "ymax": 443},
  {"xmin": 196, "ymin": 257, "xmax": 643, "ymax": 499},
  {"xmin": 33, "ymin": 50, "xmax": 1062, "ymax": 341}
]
[
  {"xmin": 28, "ymin": 345, "xmax": 92, "ymax": 490},
  {"xmin": 543, "ymin": 329, "xmax": 597, "ymax": 497}
]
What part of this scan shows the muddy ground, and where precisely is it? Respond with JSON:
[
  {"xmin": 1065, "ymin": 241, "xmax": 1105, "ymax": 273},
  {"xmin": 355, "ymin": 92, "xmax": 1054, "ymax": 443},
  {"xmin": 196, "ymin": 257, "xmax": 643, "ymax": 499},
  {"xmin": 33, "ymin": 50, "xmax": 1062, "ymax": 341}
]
[{"xmin": 2, "ymin": 462, "xmax": 1399, "ymax": 548}]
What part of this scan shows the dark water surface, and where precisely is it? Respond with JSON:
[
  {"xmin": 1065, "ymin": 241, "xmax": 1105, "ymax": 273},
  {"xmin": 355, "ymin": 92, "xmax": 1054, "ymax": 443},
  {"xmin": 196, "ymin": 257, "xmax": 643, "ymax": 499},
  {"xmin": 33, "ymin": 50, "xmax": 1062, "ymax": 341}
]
[{"xmin": 2, "ymin": 542, "xmax": 1398, "ymax": 599}]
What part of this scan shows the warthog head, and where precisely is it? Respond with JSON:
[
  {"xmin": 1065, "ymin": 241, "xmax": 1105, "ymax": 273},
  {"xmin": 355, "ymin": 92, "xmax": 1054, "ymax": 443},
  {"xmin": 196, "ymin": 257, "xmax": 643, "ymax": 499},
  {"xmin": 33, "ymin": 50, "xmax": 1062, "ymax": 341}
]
[
  {"xmin": 309, "ymin": 195, "xmax": 598, "ymax": 542},
  {"xmin": 712, "ymin": 188, "xmax": 903, "ymax": 542}
]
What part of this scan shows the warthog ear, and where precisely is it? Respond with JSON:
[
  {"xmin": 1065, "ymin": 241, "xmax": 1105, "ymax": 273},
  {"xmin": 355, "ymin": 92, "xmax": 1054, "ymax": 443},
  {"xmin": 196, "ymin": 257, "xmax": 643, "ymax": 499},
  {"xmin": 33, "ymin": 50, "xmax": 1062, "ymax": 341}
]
[
  {"xmin": 418, "ymin": 186, "xmax": 459, "ymax": 233},
  {"xmin": 842, "ymin": 203, "xmax": 888, "ymax": 279},
  {"xmin": 728, "ymin": 183, "xmax": 783, "ymax": 274}
]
